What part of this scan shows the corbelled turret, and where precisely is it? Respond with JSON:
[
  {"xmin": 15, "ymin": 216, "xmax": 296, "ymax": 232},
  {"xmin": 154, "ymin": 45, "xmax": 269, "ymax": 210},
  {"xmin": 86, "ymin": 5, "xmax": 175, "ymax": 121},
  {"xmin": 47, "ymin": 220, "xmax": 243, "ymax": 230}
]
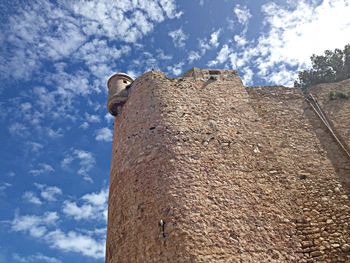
[{"xmin": 107, "ymin": 73, "xmax": 133, "ymax": 116}]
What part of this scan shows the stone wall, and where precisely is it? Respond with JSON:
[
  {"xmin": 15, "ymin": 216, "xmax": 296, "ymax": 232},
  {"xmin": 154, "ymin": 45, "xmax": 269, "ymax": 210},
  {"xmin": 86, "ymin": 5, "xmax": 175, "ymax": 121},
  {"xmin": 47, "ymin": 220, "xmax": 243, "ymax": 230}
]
[
  {"xmin": 309, "ymin": 80, "xmax": 350, "ymax": 188},
  {"xmin": 247, "ymin": 86, "xmax": 350, "ymax": 262},
  {"xmin": 309, "ymin": 79, "xmax": 350, "ymax": 149},
  {"xmin": 106, "ymin": 69, "xmax": 350, "ymax": 262}
]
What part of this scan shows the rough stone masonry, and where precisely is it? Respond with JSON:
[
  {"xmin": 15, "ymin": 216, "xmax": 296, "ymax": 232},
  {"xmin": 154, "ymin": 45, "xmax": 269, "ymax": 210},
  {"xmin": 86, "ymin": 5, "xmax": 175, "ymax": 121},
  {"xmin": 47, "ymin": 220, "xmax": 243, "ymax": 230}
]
[{"xmin": 105, "ymin": 68, "xmax": 350, "ymax": 262}]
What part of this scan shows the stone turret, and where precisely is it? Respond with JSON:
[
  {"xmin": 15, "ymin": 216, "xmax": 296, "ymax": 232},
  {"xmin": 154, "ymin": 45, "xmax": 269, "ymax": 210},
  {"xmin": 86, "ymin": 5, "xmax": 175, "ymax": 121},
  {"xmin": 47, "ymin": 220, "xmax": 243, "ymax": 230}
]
[{"xmin": 107, "ymin": 72, "xmax": 133, "ymax": 116}]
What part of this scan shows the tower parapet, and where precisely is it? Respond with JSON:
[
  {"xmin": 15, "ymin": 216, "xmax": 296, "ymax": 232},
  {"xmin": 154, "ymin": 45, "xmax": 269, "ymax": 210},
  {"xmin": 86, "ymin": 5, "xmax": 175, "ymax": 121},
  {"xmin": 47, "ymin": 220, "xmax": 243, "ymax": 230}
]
[
  {"xmin": 183, "ymin": 67, "xmax": 240, "ymax": 82},
  {"xmin": 107, "ymin": 73, "xmax": 134, "ymax": 116}
]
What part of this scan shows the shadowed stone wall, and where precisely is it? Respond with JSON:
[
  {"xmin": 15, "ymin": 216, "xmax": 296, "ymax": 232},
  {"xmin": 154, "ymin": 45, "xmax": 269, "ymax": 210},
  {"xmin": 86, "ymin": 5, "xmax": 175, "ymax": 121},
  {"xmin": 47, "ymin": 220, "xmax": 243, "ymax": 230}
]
[{"xmin": 106, "ymin": 69, "xmax": 350, "ymax": 262}]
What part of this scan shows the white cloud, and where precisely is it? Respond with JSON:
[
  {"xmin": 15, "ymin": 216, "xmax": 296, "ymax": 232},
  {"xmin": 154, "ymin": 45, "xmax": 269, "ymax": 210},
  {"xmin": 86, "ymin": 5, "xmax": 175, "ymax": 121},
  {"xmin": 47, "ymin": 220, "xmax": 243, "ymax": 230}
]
[
  {"xmin": 71, "ymin": 0, "xmax": 181, "ymax": 41},
  {"xmin": 11, "ymin": 211, "xmax": 105, "ymax": 259},
  {"xmin": 34, "ymin": 183, "xmax": 62, "ymax": 202},
  {"xmin": 1, "ymin": 1, "xmax": 85, "ymax": 80},
  {"xmin": 266, "ymin": 65, "xmax": 297, "ymax": 86},
  {"xmin": 186, "ymin": 29, "xmax": 222, "ymax": 63},
  {"xmin": 42, "ymin": 22, "xmax": 86, "ymax": 61},
  {"xmin": 45, "ymin": 230, "xmax": 105, "ymax": 259},
  {"xmin": 13, "ymin": 253, "xmax": 62, "ymax": 263},
  {"xmin": 234, "ymin": 34, "xmax": 248, "ymax": 47},
  {"xmin": 85, "ymin": 113, "xmax": 100, "ymax": 123},
  {"xmin": 160, "ymin": 0, "xmax": 183, "ymax": 18},
  {"xmin": 29, "ymin": 163, "xmax": 54, "ymax": 176},
  {"xmin": 104, "ymin": 113, "xmax": 115, "ymax": 124},
  {"xmin": 81, "ymin": 228, "xmax": 107, "ymax": 238},
  {"xmin": 168, "ymin": 28, "xmax": 188, "ymax": 48},
  {"xmin": 62, "ymin": 188, "xmax": 108, "ymax": 222},
  {"xmin": 26, "ymin": 142, "xmax": 44, "ymax": 153},
  {"xmin": 241, "ymin": 67, "xmax": 254, "ymax": 86},
  {"xmin": 8, "ymin": 122, "xmax": 28, "ymax": 137},
  {"xmin": 126, "ymin": 69, "xmax": 139, "ymax": 80},
  {"xmin": 20, "ymin": 102, "xmax": 32, "ymax": 111},
  {"xmin": 47, "ymin": 66, "xmax": 93, "ymax": 99},
  {"xmin": 229, "ymin": 52, "xmax": 238, "ymax": 68},
  {"xmin": 167, "ymin": 62, "xmax": 185, "ymax": 76},
  {"xmin": 22, "ymin": 184, "xmax": 62, "ymax": 204},
  {"xmin": 131, "ymin": 51, "xmax": 159, "ymax": 72},
  {"xmin": 224, "ymin": 0, "xmax": 350, "ymax": 86},
  {"xmin": 208, "ymin": 44, "xmax": 232, "ymax": 66},
  {"xmin": 260, "ymin": 0, "xmax": 350, "ymax": 69},
  {"xmin": 32, "ymin": 87, "xmax": 56, "ymax": 113},
  {"xmin": 62, "ymin": 202, "xmax": 94, "ymax": 221},
  {"xmin": 11, "ymin": 212, "xmax": 59, "ymax": 238},
  {"xmin": 7, "ymin": 171, "xmax": 16, "ymax": 177},
  {"xmin": 22, "ymin": 192, "xmax": 42, "ymax": 205},
  {"xmin": 79, "ymin": 122, "xmax": 89, "ymax": 129},
  {"xmin": 234, "ymin": 4, "xmax": 252, "ymax": 26},
  {"xmin": 82, "ymin": 188, "xmax": 108, "ymax": 207},
  {"xmin": 0, "ymin": 182, "xmax": 12, "ymax": 195},
  {"xmin": 73, "ymin": 150, "xmax": 95, "ymax": 178},
  {"xmin": 156, "ymin": 49, "xmax": 173, "ymax": 61},
  {"xmin": 1, "ymin": 0, "xmax": 183, "ymax": 81},
  {"xmin": 14, "ymin": 70, "xmax": 93, "ymax": 136},
  {"xmin": 209, "ymin": 30, "xmax": 221, "ymax": 48},
  {"xmin": 126, "ymin": 48, "xmax": 172, "ymax": 74},
  {"xmin": 16, "ymin": 83, "xmax": 79, "ymax": 134},
  {"xmin": 61, "ymin": 149, "xmax": 95, "ymax": 182},
  {"xmin": 60, "ymin": 157, "xmax": 73, "ymax": 168},
  {"xmin": 46, "ymin": 128, "xmax": 64, "ymax": 139},
  {"xmin": 199, "ymin": 29, "xmax": 221, "ymax": 52},
  {"xmin": 256, "ymin": 0, "xmax": 350, "ymax": 84},
  {"xmin": 188, "ymin": 51, "xmax": 201, "ymax": 64},
  {"xmin": 95, "ymin": 127, "xmax": 113, "ymax": 142},
  {"xmin": 73, "ymin": 39, "xmax": 131, "ymax": 79}
]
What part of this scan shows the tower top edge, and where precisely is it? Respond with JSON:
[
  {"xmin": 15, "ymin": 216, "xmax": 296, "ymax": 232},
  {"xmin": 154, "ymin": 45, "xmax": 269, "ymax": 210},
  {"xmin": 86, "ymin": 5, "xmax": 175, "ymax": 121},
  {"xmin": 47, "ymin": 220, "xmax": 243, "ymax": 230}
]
[
  {"xmin": 107, "ymin": 72, "xmax": 134, "ymax": 86},
  {"xmin": 181, "ymin": 68, "xmax": 240, "ymax": 81},
  {"xmin": 183, "ymin": 67, "xmax": 238, "ymax": 75}
]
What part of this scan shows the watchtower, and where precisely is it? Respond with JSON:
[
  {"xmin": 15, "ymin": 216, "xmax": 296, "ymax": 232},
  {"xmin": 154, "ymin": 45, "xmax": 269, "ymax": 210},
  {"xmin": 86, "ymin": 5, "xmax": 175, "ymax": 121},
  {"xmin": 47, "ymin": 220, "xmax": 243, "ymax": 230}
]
[{"xmin": 107, "ymin": 73, "xmax": 133, "ymax": 116}]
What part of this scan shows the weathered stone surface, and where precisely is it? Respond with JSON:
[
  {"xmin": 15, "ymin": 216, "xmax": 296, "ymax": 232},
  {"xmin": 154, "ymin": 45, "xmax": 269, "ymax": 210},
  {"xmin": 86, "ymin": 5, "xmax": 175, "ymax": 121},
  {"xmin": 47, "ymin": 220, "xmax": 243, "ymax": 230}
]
[
  {"xmin": 342, "ymin": 244, "xmax": 350, "ymax": 252},
  {"xmin": 105, "ymin": 69, "xmax": 350, "ymax": 262}
]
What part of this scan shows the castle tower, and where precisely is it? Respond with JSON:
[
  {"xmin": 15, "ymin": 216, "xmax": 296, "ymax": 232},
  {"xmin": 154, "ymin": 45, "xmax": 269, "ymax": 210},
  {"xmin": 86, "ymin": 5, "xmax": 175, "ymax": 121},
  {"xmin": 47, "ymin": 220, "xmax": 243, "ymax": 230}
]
[{"xmin": 105, "ymin": 68, "xmax": 350, "ymax": 262}]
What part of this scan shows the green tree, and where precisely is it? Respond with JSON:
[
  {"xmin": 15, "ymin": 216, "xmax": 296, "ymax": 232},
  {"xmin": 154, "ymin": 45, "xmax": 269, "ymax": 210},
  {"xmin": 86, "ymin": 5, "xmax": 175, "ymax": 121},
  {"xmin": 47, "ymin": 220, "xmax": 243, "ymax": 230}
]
[
  {"xmin": 294, "ymin": 44, "xmax": 350, "ymax": 91},
  {"xmin": 344, "ymin": 44, "xmax": 350, "ymax": 78}
]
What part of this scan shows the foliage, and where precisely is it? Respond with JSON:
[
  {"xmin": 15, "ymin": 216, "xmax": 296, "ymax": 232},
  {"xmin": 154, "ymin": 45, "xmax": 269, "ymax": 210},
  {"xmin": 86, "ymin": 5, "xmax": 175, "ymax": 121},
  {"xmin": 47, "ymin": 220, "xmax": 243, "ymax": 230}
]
[
  {"xmin": 337, "ymin": 91, "xmax": 349, "ymax": 99},
  {"xmin": 329, "ymin": 91, "xmax": 337, "ymax": 100},
  {"xmin": 329, "ymin": 91, "xmax": 349, "ymax": 100},
  {"xmin": 294, "ymin": 44, "xmax": 350, "ymax": 91}
]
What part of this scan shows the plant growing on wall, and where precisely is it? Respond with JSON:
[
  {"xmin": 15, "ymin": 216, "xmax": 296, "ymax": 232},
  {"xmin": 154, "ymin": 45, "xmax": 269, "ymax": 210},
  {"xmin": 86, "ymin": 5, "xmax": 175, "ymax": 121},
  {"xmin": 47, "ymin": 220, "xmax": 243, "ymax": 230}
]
[{"xmin": 329, "ymin": 91, "xmax": 349, "ymax": 100}]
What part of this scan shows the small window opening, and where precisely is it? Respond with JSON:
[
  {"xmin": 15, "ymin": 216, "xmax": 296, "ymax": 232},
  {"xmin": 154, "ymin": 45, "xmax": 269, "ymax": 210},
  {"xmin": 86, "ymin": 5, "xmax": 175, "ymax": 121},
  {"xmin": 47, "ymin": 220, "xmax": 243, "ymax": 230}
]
[
  {"xmin": 209, "ymin": 70, "xmax": 220, "ymax": 75},
  {"xmin": 299, "ymin": 174, "xmax": 307, "ymax": 180}
]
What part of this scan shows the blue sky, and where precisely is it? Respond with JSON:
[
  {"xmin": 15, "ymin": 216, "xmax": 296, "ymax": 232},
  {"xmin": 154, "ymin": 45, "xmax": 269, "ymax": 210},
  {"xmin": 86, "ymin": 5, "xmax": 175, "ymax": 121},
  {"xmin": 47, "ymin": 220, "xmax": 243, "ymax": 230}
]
[{"xmin": 0, "ymin": 0, "xmax": 350, "ymax": 262}]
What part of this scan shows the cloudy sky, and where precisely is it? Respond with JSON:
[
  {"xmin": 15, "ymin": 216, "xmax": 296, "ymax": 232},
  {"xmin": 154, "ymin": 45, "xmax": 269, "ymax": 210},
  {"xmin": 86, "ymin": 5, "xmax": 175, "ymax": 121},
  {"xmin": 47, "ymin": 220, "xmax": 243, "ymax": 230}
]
[{"xmin": 0, "ymin": 0, "xmax": 350, "ymax": 262}]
